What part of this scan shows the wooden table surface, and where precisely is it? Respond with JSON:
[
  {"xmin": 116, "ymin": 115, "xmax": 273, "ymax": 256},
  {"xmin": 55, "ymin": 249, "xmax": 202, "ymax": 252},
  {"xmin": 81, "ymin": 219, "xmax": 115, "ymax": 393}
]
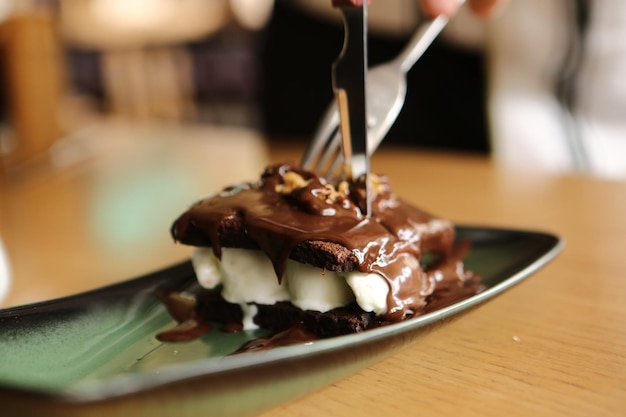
[{"xmin": 1, "ymin": 122, "xmax": 625, "ymax": 416}]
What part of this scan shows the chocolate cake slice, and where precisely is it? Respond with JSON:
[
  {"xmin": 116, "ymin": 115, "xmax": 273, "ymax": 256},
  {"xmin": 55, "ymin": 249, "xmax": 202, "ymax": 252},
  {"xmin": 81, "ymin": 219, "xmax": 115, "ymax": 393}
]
[{"xmin": 165, "ymin": 162, "xmax": 479, "ymax": 340}]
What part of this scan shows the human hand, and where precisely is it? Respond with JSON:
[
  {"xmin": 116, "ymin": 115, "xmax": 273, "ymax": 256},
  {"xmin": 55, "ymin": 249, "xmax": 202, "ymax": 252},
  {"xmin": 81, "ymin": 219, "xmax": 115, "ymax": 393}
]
[{"xmin": 418, "ymin": 0, "xmax": 507, "ymax": 18}]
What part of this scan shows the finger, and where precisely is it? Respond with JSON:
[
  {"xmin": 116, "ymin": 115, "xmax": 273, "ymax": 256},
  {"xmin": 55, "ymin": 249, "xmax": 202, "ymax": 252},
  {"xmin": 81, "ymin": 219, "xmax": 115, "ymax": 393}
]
[
  {"xmin": 468, "ymin": 0, "xmax": 507, "ymax": 18},
  {"xmin": 418, "ymin": 0, "xmax": 460, "ymax": 19}
]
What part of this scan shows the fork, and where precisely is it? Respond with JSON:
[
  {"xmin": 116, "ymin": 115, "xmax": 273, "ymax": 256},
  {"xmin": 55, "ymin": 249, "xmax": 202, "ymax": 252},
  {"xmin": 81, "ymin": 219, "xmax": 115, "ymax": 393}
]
[{"xmin": 300, "ymin": 11, "xmax": 460, "ymax": 178}]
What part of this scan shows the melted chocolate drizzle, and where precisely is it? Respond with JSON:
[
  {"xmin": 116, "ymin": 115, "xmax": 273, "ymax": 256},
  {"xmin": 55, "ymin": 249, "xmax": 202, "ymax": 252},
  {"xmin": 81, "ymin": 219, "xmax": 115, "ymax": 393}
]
[
  {"xmin": 231, "ymin": 323, "xmax": 318, "ymax": 354},
  {"xmin": 156, "ymin": 291, "xmax": 213, "ymax": 341}
]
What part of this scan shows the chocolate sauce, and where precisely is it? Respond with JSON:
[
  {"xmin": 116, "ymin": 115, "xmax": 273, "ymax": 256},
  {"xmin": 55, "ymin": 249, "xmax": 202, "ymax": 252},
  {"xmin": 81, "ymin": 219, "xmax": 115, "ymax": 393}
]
[
  {"xmin": 421, "ymin": 241, "xmax": 484, "ymax": 315},
  {"xmin": 231, "ymin": 323, "xmax": 318, "ymax": 354},
  {"xmin": 156, "ymin": 291, "xmax": 212, "ymax": 341},
  {"xmin": 171, "ymin": 163, "xmax": 456, "ymax": 321},
  {"xmin": 156, "ymin": 319, "xmax": 212, "ymax": 342},
  {"xmin": 221, "ymin": 322, "xmax": 244, "ymax": 333}
]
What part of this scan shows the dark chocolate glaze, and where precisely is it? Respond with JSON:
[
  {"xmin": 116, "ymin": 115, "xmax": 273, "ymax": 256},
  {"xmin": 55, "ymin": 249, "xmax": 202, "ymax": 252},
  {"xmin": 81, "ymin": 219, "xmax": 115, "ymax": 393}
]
[
  {"xmin": 171, "ymin": 163, "xmax": 457, "ymax": 322},
  {"xmin": 156, "ymin": 291, "xmax": 212, "ymax": 342},
  {"xmin": 231, "ymin": 323, "xmax": 319, "ymax": 354}
]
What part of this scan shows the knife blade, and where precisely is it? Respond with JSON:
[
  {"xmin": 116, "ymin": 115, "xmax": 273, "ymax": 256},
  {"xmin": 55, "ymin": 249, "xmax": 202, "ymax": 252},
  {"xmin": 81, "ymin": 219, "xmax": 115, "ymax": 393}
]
[{"xmin": 331, "ymin": 0, "xmax": 371, "ymax": 216}]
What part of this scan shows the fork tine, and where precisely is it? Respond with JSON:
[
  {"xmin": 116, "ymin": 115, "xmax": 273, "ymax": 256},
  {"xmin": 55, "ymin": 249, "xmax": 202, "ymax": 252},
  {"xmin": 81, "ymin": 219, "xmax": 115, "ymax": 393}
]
[
  {"xmin": 314, "ymin": 127, "xmax": 342, "ymax": 173},
  {"xmin": 300, "ymin": 100, "xmax": 347, "ymax": 181},
  {"xmin": 302, "ymin": 108, "xmax": 354, "ymax": 181},
  {"xmin": 323, "ymin": 136, "xmax": 345, "ymax": 180},
  {"xmin": 300, "ymin": 101, "xmax": 340, "ymax": 169}
]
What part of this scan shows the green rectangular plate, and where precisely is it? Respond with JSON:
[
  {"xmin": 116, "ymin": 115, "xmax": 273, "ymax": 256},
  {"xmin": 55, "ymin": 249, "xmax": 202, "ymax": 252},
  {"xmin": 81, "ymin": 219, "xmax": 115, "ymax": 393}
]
[{"xmin": 0, "ymin": 226, "xmax": 563, "ymax": 417}]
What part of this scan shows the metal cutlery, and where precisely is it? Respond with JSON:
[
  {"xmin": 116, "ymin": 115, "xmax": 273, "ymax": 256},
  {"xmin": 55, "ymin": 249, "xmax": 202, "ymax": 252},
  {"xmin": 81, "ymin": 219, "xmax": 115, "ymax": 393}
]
[{"xmin": 301, "ymin": 4, "xmax": 462, "ymax": 178}]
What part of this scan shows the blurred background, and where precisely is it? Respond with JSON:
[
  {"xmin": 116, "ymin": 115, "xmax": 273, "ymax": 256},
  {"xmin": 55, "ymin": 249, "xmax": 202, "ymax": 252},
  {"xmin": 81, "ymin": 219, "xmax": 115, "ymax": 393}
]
[
  {"xmin": 1, "ymin": 0, "xmax": 625, "ymax": 181},
  {"xmin": 0, "ymin": 0, "xmax": 272, "ymax": 174},
  {"xmin": 0, "ymin": 0, "xmax": 490, "ymax": 179}
]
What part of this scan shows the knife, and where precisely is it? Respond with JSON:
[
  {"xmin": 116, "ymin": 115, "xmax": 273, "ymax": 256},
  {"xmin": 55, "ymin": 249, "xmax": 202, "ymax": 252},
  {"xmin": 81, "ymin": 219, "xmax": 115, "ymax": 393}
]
[{"xmin": 331, "ymin": 0, "xmax": 371, "ymax": 216}]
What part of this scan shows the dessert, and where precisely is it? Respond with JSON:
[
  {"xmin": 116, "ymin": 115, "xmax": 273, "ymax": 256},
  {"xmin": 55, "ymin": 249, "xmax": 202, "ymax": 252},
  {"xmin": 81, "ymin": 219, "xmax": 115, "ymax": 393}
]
[{"xmin": 160, "ymin": 162, "xmax": 481, "ymax": 343}]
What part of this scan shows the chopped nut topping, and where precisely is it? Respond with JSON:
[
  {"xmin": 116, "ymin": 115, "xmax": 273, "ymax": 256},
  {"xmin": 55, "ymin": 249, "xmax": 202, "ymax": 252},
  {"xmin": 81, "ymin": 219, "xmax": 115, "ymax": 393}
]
[
  {"xmin": 319, "ymin": 184, "xmax": 343, "ymax": 203},
  {"xmin": 276, "ymin": 171, "xmax": 311, "ymax": 194},
  {"xmin": 370, "ymin": 174, "xmax": 386, "ymax": 194},
  {"xmin": 337, "ymin": 180, "xmax": 350, "ymax": 195},
  {"xmin": 276, "ymin": 169, "xmax": 385, "ymax": 206}
]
